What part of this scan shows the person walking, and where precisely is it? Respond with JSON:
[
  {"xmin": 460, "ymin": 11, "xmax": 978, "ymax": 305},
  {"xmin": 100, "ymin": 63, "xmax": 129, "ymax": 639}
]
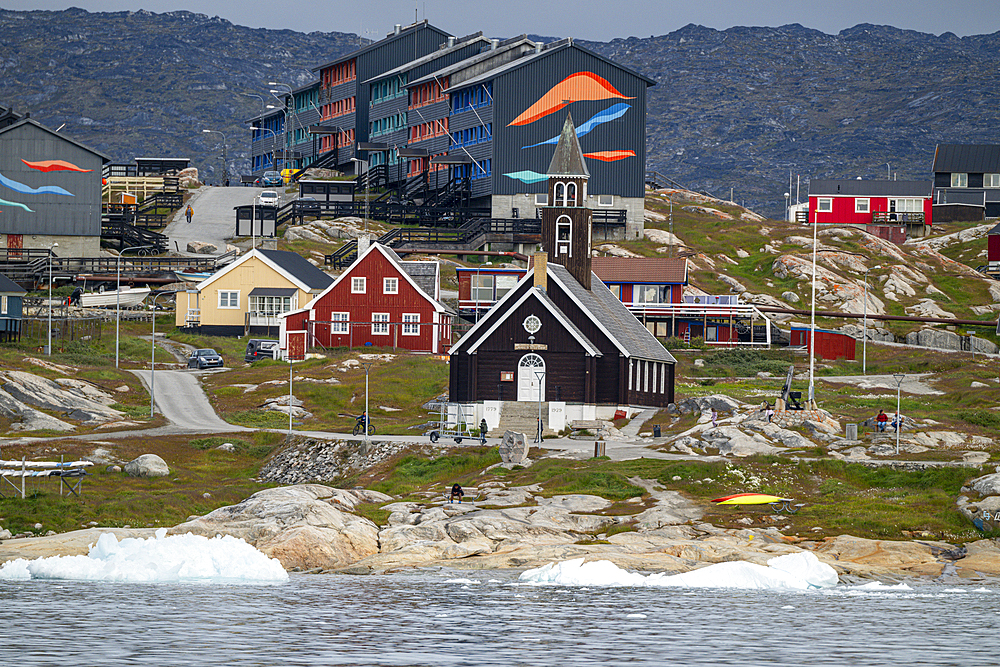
[
  {"xmin": 185, "ymin": 204, "xmax": 194, "ymax": 223},
  {"xmin": 877, "ymin": 410, "xmax": 888, "ymax": 432}
]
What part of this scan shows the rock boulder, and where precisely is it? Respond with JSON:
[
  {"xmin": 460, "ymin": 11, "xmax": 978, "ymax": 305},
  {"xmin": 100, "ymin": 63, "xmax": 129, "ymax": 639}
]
[{"xmin": 124, "ymin": 454, "xmax": 170, "ymax": 477}]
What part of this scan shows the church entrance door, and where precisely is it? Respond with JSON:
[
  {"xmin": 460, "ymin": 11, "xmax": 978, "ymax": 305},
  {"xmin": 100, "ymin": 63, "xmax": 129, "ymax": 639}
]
[{"xmin": 517, "ymin": 353, "xmax": 545, "ymax": 402}]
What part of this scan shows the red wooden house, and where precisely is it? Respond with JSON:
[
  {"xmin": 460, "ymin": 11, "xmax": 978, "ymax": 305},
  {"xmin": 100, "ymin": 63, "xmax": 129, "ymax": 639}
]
[
  {"xmin": 280, "ymin": 242, "xmax": 452, "ymax": 353},
  {"xmin": 807, "ymin": 179, "xmax": 933, "ymax": 241},
  {"xmin": 986, "ymin": 222, "xmax": 1000, "ymax": 279}
]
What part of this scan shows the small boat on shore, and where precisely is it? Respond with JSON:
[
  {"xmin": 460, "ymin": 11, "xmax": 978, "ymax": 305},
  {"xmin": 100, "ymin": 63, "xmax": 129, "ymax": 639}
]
[
  {"xmin": 174, "ymin": 270, "xmax": 213, "ymax": 282},
  {"xmin": 72, "ymin": 286, "xmax": 151, "ymax": 308}
]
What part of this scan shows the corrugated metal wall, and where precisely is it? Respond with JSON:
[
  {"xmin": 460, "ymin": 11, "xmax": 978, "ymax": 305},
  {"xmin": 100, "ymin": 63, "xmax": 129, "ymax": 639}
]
[
  {"xmin": 0, "ymin": 122, "xmax": 103, "ymax": 237},
  {"xmin": 492, "ymin": 45, "xmax": 650, "ymax": 199}
]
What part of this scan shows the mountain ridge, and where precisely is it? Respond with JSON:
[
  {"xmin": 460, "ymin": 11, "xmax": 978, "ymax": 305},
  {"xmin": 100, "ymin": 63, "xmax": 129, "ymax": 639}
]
[{"xmin": 2, "ymin": 9, "xmax": 998, "ymax": 216}]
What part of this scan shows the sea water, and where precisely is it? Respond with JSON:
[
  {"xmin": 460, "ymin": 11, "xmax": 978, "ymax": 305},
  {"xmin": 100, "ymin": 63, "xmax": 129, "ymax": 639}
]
[{"xmin": 1, "ymin": 532, "xmax": 996, "ymax": 666}]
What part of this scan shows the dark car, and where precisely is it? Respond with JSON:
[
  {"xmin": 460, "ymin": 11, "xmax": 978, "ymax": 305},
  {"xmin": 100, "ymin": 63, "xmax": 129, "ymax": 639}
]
[
  {"xmin": 188, "ymin": 348, "xmax": 224, "ymax": 370},
  {"xmin": 296, "ymin": 196, "xmax": 320, "ymax": 213},
  {"xmin": 244, "ymin": 339, "xmax": 279, "ymax": 363}
]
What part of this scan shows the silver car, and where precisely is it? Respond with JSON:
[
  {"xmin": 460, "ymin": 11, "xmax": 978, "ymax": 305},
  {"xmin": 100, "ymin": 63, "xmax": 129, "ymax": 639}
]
[{"xmin": 188, "ymin": 348, "xmax": 224, "ymax": 369}]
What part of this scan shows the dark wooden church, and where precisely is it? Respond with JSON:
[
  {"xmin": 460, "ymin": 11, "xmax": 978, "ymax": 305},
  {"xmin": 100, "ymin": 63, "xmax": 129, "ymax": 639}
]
[{"xmin": 449, "ymin": 113, "xmax": 675, "ymax": 409}]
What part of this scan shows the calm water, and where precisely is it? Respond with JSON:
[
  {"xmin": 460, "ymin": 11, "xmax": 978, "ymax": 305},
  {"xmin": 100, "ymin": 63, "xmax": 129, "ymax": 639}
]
[{"xmin": 2, "ymin": 571, "xmax": 995, "ymax": 666}]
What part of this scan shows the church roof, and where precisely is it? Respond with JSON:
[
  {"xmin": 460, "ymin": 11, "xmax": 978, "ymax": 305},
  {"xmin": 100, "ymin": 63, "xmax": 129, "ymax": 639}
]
[
  {"xmin": 548, "ymin": 263, "xmax": 675, "ymax": 364},
  {"xmin": 547, "ymin": 112, "xmax": 590, "ymax": 178}
]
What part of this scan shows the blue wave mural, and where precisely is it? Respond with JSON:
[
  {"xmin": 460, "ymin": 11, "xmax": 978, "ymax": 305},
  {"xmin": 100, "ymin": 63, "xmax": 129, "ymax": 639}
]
[
  {"xmin": 0, "ymin": 197, "xmax": 34, "ymax": 212},
  {"xmin": 0, "ymin": 172, "xmax": 74, "ymax": 196},
  {"xmin": 502, "ymin": 170, "xmax": 549, "ymax": 184},
  {"xmin": 521, "ymin": 103, "xmax": 631, "ymax": 149}
]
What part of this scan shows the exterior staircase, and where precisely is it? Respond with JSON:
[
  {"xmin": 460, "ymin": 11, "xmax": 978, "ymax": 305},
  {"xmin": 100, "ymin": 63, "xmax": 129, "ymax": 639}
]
[{"xmin": 495, "ymin": 401, "xmax": 556, "ymax": 438}]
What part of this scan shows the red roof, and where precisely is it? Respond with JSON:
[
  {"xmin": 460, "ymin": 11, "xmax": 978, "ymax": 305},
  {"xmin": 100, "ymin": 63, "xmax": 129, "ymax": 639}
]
[{"xmin": 591, "ymin": 256, "xmax": 687, "ymax": 284}]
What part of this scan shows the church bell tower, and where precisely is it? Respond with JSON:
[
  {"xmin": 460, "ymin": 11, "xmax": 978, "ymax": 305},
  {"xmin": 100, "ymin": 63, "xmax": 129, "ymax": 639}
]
[{"xmin": 540, "ymin": 113, "xmax": 593, "ymax": 290}]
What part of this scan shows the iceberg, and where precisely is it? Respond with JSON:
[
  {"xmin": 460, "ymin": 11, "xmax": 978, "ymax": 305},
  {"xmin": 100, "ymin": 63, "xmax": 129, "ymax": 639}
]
[
  {"xmin": 0, "ymin": 529, "xmax": 288, "ymax": 583},
  {"xmin": 519, "ymin": 552, "xmax": 839, "ymax": 590}
]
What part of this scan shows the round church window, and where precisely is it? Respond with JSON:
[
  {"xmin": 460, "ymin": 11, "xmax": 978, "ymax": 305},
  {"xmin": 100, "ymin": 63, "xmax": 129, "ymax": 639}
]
[{"xmin": 523, "ymin": 315, "xmax": 542, "ymax": 334}]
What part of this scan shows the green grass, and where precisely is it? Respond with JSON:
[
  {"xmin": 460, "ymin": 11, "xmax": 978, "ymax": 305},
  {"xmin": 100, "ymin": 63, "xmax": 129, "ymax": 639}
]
[{"xmin": 366, "ymin": 449, "xmax": 501, "ymax": 497}]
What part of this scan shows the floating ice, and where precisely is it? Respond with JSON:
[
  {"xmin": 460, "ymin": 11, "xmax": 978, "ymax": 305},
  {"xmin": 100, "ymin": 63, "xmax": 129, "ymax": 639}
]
[
  {"xmin": 847, "ymin": 581, "xmax": 912, "ymax": 591},
  {"xmin": 627, "ymin": 613, "xmax": 647, "ymax": 619},
  {"xmin": 0, "ymin": 529, "xmax": 288, "ymax": 583},
  {"xmin": 445, "ymin": 578, "xmax": 481, "ymax": 584},
  {"xmin": 518, "ymin": 552, "xmax": 839, "ymax": 590}
]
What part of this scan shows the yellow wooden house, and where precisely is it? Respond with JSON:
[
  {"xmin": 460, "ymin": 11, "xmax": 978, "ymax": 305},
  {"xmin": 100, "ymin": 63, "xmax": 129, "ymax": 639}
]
[{"xmin": 175, "ymin": 248, "xmax": 334, "ymax": 337}]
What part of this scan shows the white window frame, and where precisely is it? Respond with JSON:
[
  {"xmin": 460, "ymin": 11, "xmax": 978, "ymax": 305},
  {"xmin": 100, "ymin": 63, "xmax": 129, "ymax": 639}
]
[
  {"xmin": 331, "ymin": 312, "xmax": 349, "ymax": 334},
  {"xmin": 816, "ymin": 198, "xmax": 833, "ymax": 213},
  {"xmin": 986, "ymin": 173, "xmax": 1000, "ymax": 188},
  {"xmin": 554, "ymin": 182, "xmax": 566, "ymax": 207},
  {"xmin": 372, "ymin": 312, "xmax": 389, "ymax": 335},
  {"xmin": 597, "ymin": 194, "xmax": 614, "ymax": 207},
  {"xmin": 855, "ymin": 198, "xmax": 870, "ymax": 213},
  {"xmin": 351, "ymin": 276, "xmax": 366, "ymax": 294},
  {"xmin": 0, "ymin": 295, "xmax": 6, "ymax": 314},
  {"xmin": 402, "ymin": 313, "xmax": 420, "ymax": 336},
  {"xmin": 951, "ymin": 172, "xmax": 968, "ymax": 188},
  {"xmin": 535, "ymin": 193, "xmax": 548, "ymax": 206},
  {"xmin": 218, "ymin": 290, "xmax": 239, "ymax": 309},
  {"xmin": 383, "ymin": 277, "xmax": 398, "ymax": 295}
]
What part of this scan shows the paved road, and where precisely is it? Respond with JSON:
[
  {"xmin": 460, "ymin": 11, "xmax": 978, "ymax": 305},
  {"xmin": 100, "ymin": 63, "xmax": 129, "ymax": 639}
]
[
  {"xmin": 163, "ymin": 185, "xmax": 262, "ymax": 256},
  {"xmin": 816, "ymin": 373, "xmax": 943, "ymax": 395},
  {"xmin": 131, "ymin": 368, "xmax": 249, "ymax": 433}
]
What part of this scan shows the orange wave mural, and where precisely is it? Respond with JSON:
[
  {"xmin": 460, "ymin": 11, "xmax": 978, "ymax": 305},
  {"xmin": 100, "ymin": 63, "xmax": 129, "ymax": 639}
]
[
  {"xmin": 583, "ymin": 150, "xmax": 635, "ymax": 162},
  {"xmin": 508, "ymin": 72, "xmax": 634, "ymax": 127},
  {"xmin": 21, "ymin": 159, "xmax": 93, "ymax": 173}
]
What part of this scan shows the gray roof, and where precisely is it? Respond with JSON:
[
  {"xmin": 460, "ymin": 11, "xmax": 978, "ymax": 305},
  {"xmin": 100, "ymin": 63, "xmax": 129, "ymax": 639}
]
[
  {"xmin": 933, "ymin": 144, "xmax": 1000, "ymax": 173},
  {"xmin": 547, "ymin": 112, "xmax": 590, "ymax": 178},
  {"xmin": 407, "ymin": 36, "xmax": 536, "ymax": 87},
  {"xmin": 0, "ymin": 273, "xmax": 26, "ymax": 294},
  {"xmin": 809, "ymin": 179, "xmax": 931, "ymax": 197},
  {"xmin": 400, "ymin": 260, "xmax": 438, "ymax": 298},
  {"xmin": 249, "ymin": 287, "xmax": 297, "ymax": 297},
  {"xmin": 445, "ymin": 39, "xmax": 657, "ymax": 93},
  {"xmin": 259, "ymin": 249, "xmax": 334, "ymax": 290},
  {"xmin": 549, "ymin": 264, "xmax": 676, "ymax": 364},
  {"xmin": 533, "ymin": 286, "xmax": 601, "ymax": 356},
  {"xmin": 311, "ymin": 21, "xmax": 450, "ymax": 73},
  {"xmin": 363, "ymin": 33, "xmax": 489, "ymax": 84},
  {"xmin": 935, "ymin": 190, "xmax": 986, "ymax": 207}
]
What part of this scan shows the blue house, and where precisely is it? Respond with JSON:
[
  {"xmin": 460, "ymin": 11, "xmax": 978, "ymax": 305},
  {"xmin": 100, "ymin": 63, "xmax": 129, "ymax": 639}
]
[{"xmin": 0, "ymin": 273, "xmax": 26, "ymax": 342}]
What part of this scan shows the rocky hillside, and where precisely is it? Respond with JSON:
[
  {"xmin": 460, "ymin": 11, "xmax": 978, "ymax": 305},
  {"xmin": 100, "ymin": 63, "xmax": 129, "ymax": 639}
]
[
  {"xmin": 0, "ymin": 8, "xmax": 360, "ymax": 178},
  {"xmin": 2, "ymin": 10, "xmax": 999, "ymax": 213}
]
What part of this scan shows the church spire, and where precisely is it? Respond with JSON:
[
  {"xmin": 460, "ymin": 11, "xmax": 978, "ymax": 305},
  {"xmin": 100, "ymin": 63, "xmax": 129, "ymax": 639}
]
[{"xmin": 546, "ymin": 112, "xmax": 590, "ymax": 178}]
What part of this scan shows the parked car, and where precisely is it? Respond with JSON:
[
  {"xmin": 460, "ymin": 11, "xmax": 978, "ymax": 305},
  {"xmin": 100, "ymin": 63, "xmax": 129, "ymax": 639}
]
[
  {"xmin": 261, "ymin": 170, "xmax": 282, "ymax": 187},
  {"xmin": 256, "ymin": 190, "xmax": 279, "ymax": 207},
  {"xmin": 188, "ymin": 348, "xmax": 224, "ymax": 369},
  {"xmin": 244, "ymin": 339, "xmax": 280, "ymax": 362}
]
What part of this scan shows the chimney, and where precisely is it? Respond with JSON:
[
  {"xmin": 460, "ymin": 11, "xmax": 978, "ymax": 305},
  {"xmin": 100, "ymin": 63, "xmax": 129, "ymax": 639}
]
[
  {"xmin": 394, "ymin": 24, "xmax": 402, "ymax": 35},
  {"xmin": 533, "ymin": 253, "xmax": 547, "ymax": 292},
  {"xmin": 535, "ymin": 42, "xmax": 542, "ymax": 54},
  {"xmin": 491, "ymin": 39, "xmax": 499, "ymax": 50},
  {"xmin": 448, "ymin": 36, "xmax": 455, "ymax": 47}
]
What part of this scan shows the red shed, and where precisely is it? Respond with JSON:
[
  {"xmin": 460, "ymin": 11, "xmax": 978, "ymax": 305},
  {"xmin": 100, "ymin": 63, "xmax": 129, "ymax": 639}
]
[
  {"xmin": 280, "ymin": 242, "xmax": 452, "ymax": 353},
  {"xmin": 790, "ymin": 326, "xmax": 856, "ymax": 361},
  {"xmin": 987, "ymin": 223, "xmax": 1000, "ymax": 274},
  {"xmin": 807, "ymin": 179, "xmax": 933, "ymax": 241}
]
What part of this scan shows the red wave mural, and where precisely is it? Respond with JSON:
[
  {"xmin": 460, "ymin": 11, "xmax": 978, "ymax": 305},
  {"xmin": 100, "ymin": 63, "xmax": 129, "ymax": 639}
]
[
  {"xmin": 508, "ymin": 72, "xmax": 634, "ymax": 127},
  {"xmin": 21, "ymin": 159, "xmax": 93, "ymax": 173},
  {"xmin": 584, "ymin": 150, "xmax": 636, "ymax": 162}
]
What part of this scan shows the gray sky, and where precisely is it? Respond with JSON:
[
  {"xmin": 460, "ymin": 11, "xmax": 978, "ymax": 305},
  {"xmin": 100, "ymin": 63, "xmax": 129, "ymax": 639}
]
[{"xmin": 4, "ymin": 0, "xmax": 1000, "ymax": 40}]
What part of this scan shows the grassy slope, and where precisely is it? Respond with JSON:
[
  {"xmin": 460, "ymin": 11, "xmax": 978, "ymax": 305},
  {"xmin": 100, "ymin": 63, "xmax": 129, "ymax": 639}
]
[{"xmin": 3, "ymin": 195, "xmax": 999, "ymax": 543}]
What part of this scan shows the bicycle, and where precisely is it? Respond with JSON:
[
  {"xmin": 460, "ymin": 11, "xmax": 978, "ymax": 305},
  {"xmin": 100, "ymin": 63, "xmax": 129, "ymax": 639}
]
[{"xmin": 352, "ymin": 415, "xmax": 375, "ymax": 436}]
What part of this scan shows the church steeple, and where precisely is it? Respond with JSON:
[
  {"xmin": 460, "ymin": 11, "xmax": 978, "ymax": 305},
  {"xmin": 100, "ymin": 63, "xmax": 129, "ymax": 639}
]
[{"xmin": 541, "ymin": 113, "xmax": 593, "ymax": 289}]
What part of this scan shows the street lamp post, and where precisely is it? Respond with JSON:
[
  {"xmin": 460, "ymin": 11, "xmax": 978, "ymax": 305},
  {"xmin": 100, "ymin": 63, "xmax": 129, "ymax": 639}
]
[
  {"xmin": 116, "ymin": 245, "xmax": 154, "ymax": 368},
  {"xmin": 808, "ymin": 208, "xmax": 818, "ymax": 408},
  {"xmin": 47, "ymin": 242, "xmax": 58, "ymax": 355},
  {"xmin": 862, "ymin": 264, "xmax": 881, "ymax": 375},
  {"xmin": 361, "ymin": 361, "xmax": 374, "ymax": 457},
  {"xmin": 784, "ymin": 192, "xmax": 790, "ymax": 222},
  {"xmin": 202, "ymin": 129, "xmax": 228, "ymax": 186},
  {"xmin": 242, "ymin": 92, "xmax": 265, "ymax": 174},
  {"xmin": 251, "ymin": 125, "xmax": 279, "ymax": 179},
  {"xmin": 886, "ymin": 163, "xmax": 891, "ymax": 180},
  {"xmin": 149, "ymin": 292, "xmax": 172, "ymax": 418},
  {"xmin": 893, "ymin": 373, "xmax": 905, "ymax": 455},
  {"xmin": 534, "ymin": 369, "xmax": 545, "ymax": 443}
]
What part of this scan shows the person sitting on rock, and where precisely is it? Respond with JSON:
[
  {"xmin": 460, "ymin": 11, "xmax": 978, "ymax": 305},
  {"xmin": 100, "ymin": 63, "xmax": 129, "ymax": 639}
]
[
  {"xmin": 877, "ymin": 410, "xmax": 888, "ymax": 432},
  {"xmin": 449, "ymin": 483, "xmax": 464, "ymax": 504},
  {"xmin": 892, "ymin": 412, "xmax": 903, "ymax": 433}
]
